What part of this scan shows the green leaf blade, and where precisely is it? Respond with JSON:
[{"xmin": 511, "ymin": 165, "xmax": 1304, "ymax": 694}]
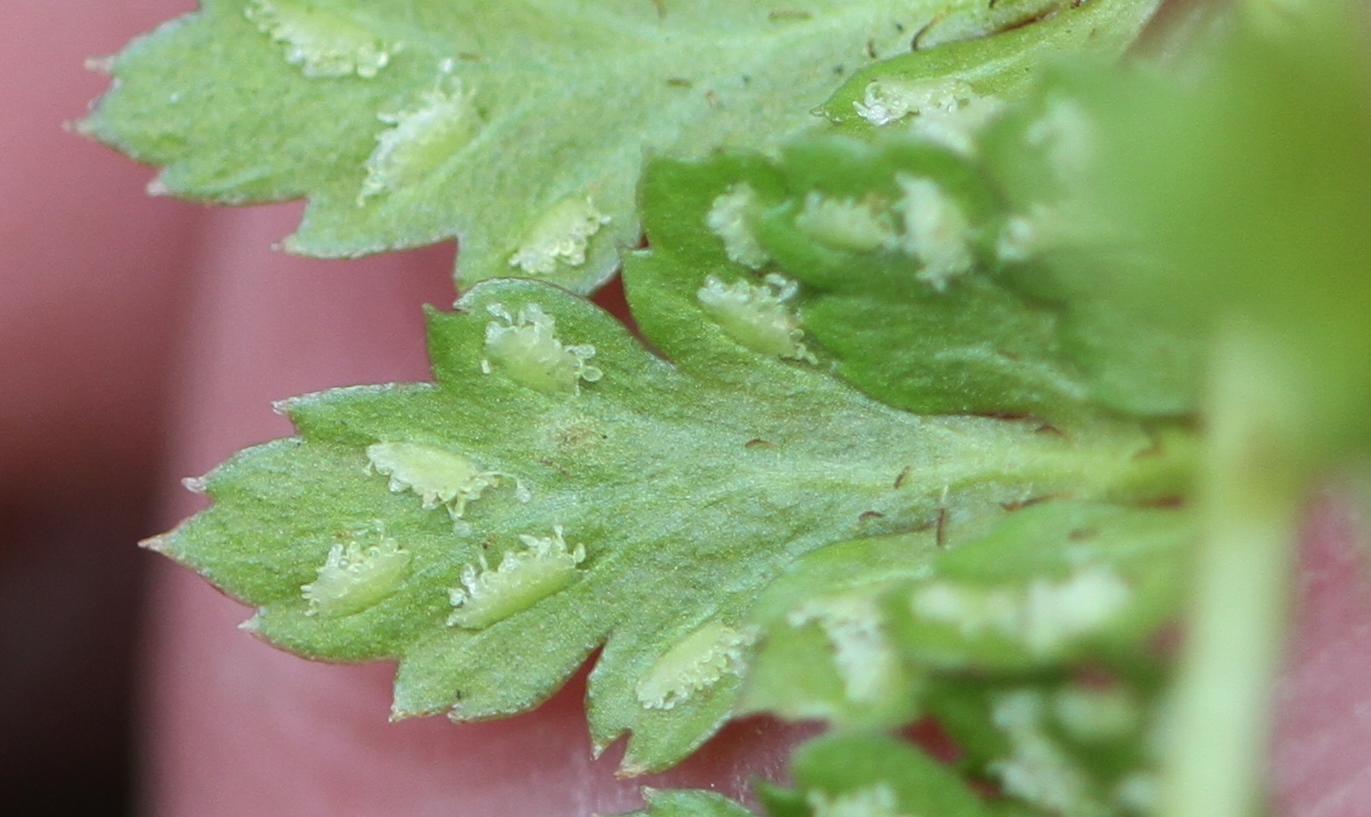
[{"xmin": 160, "ymin": 269, "xmax": 1173, "ymax": 772}]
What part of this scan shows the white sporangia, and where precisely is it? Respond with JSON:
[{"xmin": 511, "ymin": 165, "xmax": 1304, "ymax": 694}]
[
  {"xmin": 793, "ymin": 191, "xmax": 898, "ymax": 252},
  {"xmin": 508, "ymin": 196, "xmax": 611, "ymax": 275},
  {"xmin": 636, "ymin": 620, "xmax": 756, "ymax": 710},
  {"xmin": 706, "ymin": 183, "xmax": 770, "ymax": 268},
  {"xmin": 366, "ymin": 441, "xmax": 520, "ymax": 522},
  {"xmin": 893, "ymin": 175, "xmax": 975, "ymax": 290},
  {"xmin": 1020, "ymin": 565, "xmax": 1132, "ymax": 653},
  {"xmin": 301, "ymin": 533, "xmax": 412, "ymax": 617},
  {"xmin": 788, "ymin": 594, "xmax": 899, "ymax": 704},
  {"xmin": 997, "ymin": 201, "xmax": 1110, "ymax": 264},
  {"xmin": 360, "ymin": 76, "xmax": 479, "ymax": 202},
  {"xmin": 997, "ymin": 209, "xmax": 1045, "ymax": 263},
  {"xmin": 696, "ymin": 273, "xmax": 816, "ymax": 362},
  {"xmin": 1052, "ymin": 684, "xmax": 1142, "ymax": 743},
  {"xmin": 907, "ymin": 93, "xmax": 1006, "ymax": 156},
  {"xmin": 447, "ymin": 526, "xmax": 586, "ymax": 629},
  {"xmin": 245, "ymin": 0, "xmax": 397, "ymax": 79},
  {"xmin": 989, "ymin": 690, "xmax": 1105, "ymax": 817},
  {"xmin": 910, "ymin": 564, "xmax": 1133, "ymax": 656},
  {"xmin": 482, "ymin": 302, "xmax": 603, "ymax": 394},
  {"xmin": 1026, "ymin": 96, "xmax": 1097, "ymax": 184},
  {"xmin": 853, "ymin": 77, "xmax": 975, "ymax": 126}
]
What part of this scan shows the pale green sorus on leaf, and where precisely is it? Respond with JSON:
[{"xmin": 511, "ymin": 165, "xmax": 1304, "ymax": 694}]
[{"xmin": 82, "ymin": 0, "xmax": 1160, "ymax": 294}]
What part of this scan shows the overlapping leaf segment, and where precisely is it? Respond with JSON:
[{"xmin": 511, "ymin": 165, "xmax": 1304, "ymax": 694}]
[
  {"xmin": 625, "ymin": 2, "xmax": 1371, "ymax": 815},
  {"xmin": 85, "ymin": 0, "xmax": 1153, "ymax": 294},
  {"xmin": 632, "ymin": 728, "xmax": 1166, "ymax": 817},
  {"xmin": 611, "ymin": 92, "xmax": 1193, "ymax": 809}
]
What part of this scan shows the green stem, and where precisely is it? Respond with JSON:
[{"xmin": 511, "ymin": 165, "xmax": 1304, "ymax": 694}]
[{"xmin": 1162, "ymin": 325, "xmax": 1307, "ymax": 817}]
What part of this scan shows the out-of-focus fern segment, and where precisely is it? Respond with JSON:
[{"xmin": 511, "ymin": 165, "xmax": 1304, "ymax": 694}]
[
  {"xmin": 743, "ymin": 503, "xmax": 1187, "ymax": 728},
  {"xmin": 1080, "ymin": 0, "xmax": 1371, "ymax": 469},
  {"xmin": 628, "ymin": 723, "xmax": 1171, "ymax": 817},
  {"xmin": 82, "ymin": 0, "xmax": 1160, "ymax": 294},
  {"xmin": 627, "ymin": 4, "xmax": 1371, "ymax": 817},
  {"xmin": 1058, "ymin": 5, "xmax": 1371, "ymax": 817}
]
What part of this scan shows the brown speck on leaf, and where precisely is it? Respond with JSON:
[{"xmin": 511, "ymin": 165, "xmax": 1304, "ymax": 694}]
[
  {"xmin": 768, "ymin": 9, "xmax": 813, "ymax": 21},
  {"xmin": 536, "ymin": 456, "xmax": 572, "ymax": 477},
  {"xmin": 859, "ymin": 510, "xmax": 886, "ymax": 522},
  {"xmin": 744, "ymin": 438, "xmax": 772, "ymax": 449},
  {"xmin": 1068, "ymin": 527, "xmax": 1098, "ymax": 542},
  {"xmin": 1001, "ymin": 495, "xmax": 1053, "ymax": 512},
  {"xmin": 867, "ymin": 38, "xmax": 878, "ymax": 59},
  {"xmin": 458, "ymin": 51, "xmax": 484, "ymax": 62},
  {"xmin": 979, "ymin": 411, "xmax": 1030, "ymax": 421},
  {"xmin": 894, "ymin": 465, "xmax": 912, "ymax": 489},
  {"xmin": 1071, "ymin": 663, "xmax": 1119, "ymax": 690},
  {"xmin": 904, "ymin": 717, "xmax": 963, "ymax": 764},
  {"xmin": 935, "ymin": 506, "xmax": 948, "ymax": 548},
  {"xmin": 911, "ymin": 17, "xmax": 941, "ymax": 50},
  {"xmin": 1145, "ymin": 495, "xmax": 1187, "ymax": 509},
  {"xmin": 666, "ymin": 77, "xmax": 693, "ymax": 88},
  {"xmin": 1149, "ymin": 623, "xmax": 1183, "ymax": 660},
  {"xmin": 555, "ymin": 424, "xmax": 607, "ymax": 449},
  {"xmin": 995, "ymin": 7, "xmax": 1062, "ymax": 36}
]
